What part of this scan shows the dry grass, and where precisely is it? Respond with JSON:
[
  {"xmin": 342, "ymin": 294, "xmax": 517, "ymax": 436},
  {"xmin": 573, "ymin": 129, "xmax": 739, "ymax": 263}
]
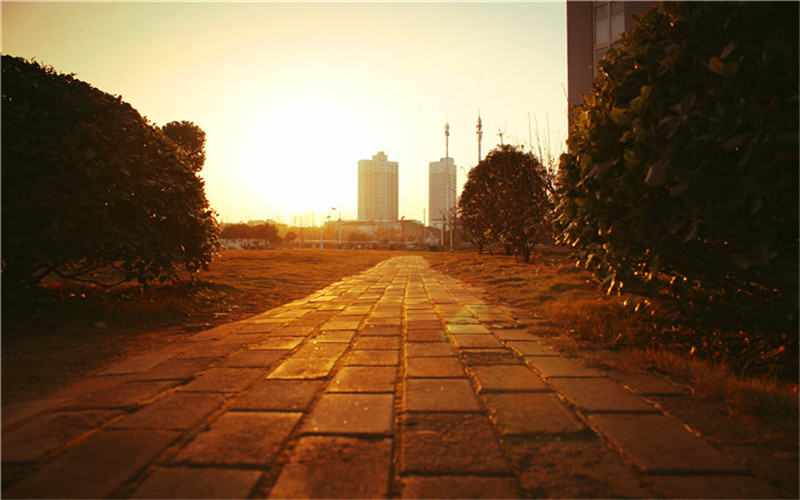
[{"xmin": 2, "ymin": 249, "xmax": 399, "ymax": 405}]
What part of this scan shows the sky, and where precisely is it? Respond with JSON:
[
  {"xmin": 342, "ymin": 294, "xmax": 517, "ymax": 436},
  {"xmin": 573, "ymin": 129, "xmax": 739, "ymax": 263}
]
[{"xmin": 2, "ymin": 1, "xmax": 568, "ymax": 225}]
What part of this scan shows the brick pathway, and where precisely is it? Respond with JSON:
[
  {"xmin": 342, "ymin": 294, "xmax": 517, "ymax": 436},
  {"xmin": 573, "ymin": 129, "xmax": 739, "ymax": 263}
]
[{"xmin": 2, "ymin": 256, "xmax": 788, "ymax": 499}]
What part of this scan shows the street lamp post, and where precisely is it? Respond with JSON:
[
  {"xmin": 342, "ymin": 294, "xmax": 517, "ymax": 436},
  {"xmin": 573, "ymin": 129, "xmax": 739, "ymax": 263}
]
[{"xmin": 331, "ymin": 207, "xmax": 342, "ymax": 249}]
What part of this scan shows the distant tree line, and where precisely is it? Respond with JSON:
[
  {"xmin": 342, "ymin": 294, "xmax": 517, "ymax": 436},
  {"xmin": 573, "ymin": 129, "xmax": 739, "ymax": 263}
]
[
  {"xmin": 220, "ymin": 223, "xmax": 282, "ymax": 246},
  {"xmin": 1, "ymin": 55, "xmax": 219, "ymax": 292}
]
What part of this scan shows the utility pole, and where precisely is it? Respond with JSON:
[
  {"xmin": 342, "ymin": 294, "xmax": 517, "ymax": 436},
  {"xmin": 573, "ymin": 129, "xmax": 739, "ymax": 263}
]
[{"xmin": 477, "ymin": 110, "xmax": 483, "ymax": 163}]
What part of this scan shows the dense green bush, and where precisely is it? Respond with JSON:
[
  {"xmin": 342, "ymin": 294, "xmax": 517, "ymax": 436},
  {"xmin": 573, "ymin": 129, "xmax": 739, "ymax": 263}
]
[
  {"xmin": 557, "ymin": 3, "xmax": 798, "ymax": 317},
  {"xmin": 2, "ymin": 55, "xmax": 219, "ymax": 290},
  {"xmin": 459, "ymin": 145, "xmax": 554, "ymax": 262}
]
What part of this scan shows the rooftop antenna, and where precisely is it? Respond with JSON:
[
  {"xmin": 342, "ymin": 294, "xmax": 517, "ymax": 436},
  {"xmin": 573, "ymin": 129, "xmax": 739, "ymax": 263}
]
[
  {"xmin": 476, "ymin": 109, "xmax": 483, "ymax": 163},
  {"xmin": 497, "ymin": 122, "xmax": 507, "ymax": 146},
  {"xmin": 444, "ymin": 117, "xmax": 450, "ymax": 159}
]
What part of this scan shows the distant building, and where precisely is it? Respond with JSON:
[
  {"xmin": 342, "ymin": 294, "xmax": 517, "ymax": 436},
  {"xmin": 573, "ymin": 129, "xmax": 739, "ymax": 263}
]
[
  {"xmin": 358, "ymin": 151, "xmax": 398, "ymax": 221},
  {"xmin": 567, "ymin": 1, "xmax": 655, "ymax": 123},
  {"xmin": 428, "ymin": 156, "xmax": 456, "ymax": 231}
]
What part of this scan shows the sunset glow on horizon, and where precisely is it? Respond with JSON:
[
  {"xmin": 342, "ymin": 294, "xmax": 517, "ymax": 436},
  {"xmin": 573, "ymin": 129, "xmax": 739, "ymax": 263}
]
[{"xmin": 2, "ymin": 1, "xmax": 568, "ymax": 225}]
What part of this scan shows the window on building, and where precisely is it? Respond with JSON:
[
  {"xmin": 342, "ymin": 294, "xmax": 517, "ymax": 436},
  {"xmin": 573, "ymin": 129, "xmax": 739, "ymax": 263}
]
[{"xmin": 593, "ymin": 1, "xmax": 626, "ymax": 67}]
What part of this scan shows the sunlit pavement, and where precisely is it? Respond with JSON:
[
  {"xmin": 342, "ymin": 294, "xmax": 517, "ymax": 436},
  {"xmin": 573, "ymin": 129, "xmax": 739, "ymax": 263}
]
[{"xmin": 1, "ymin": 256, "xmax": 787, "ymax": 499}]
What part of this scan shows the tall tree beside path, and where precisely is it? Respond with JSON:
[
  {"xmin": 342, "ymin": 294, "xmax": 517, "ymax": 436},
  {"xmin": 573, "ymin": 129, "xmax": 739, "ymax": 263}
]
[
  {"xmin": 1, "ymin": 55, "xmax": 219, "ymax": 292},
  {"xmin": 161, "ymin": 120, "xmax": 206, "ymax": 173}
]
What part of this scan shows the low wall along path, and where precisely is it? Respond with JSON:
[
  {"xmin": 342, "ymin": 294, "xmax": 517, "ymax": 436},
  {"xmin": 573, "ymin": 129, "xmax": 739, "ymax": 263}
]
[{"xmin": 1, "ymin": 256, "xmax": 787, "ymax": 498}]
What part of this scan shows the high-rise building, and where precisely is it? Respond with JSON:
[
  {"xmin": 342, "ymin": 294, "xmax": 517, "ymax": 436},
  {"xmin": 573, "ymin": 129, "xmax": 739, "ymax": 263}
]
[
  {"xmin": 358, "ymin": 151, "xmax": 398, "ymax": 221},
  {"xmin": 428, "ymin": 157, "xmax": 456, "ymax": 231}
]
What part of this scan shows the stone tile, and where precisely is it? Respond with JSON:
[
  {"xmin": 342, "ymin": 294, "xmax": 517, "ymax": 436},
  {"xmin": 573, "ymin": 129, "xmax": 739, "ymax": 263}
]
[
  {"xmin": 249, "ymin": 337, "xmax": 303, "ymax": 350},
  {"xmin": 368, "ymin": 316, "xmax": 402, "ymax": 326},
  {"xmin": 506, "ymin": 436, "xmax": 656, "ymax": 499},
  {"xmin": 652, "ymin": 474, "xmax": 789, "ymax": 499},
  {"xmin": 181, "ymin": 367, "xmax": 263, "ymax": 392},
  {"xmin": 450, "ymin": 334, "xmax": 505, "ymax": 349},
  {"xmin": 314, "ymin": 330, "xmax": 357, "ymax": 343},
  {"xmin": 399, "ymin": 413, "xmax": 508, "ymax": 474},
  {"xmin": 132, "ymin": 357, "xmax": 217, "ymax": 382},
  {"xmin": 459, "ymin": 349, "xmax": 523, "ymax": 366},
  {"xmin": 216, "ymin": 333, "xmax": 269, "ymax": 345},
  {"xmin": 2, "ymin": 397, "xmax": 81, "ymax": 430},
  {"xmin": 548, "ymin": 377, "xmax": 658, "ymax": 413},
  {"xmin": 328, "ymin": 366, "xmax": 397, "ymax": 393},
  {"xmin": 2, "ymin": 410, "xmax": 121, "ymax": 463},
  {"xmin": 469, "ymin": 365, "xmax": 549, "ymax": 393},
  {"xmin": 506, "ymin": 340, "xmax": 558, "ymax": 357},
  {"xmin": 174, "ymin": 411, "xmax": 301, "ymax": 466},
  {"xmin": 483, "ymin": 393, "xmax": 586, "ymax": 435},
  {"xmin": 235, "ymin": 320, "xmax": 286, "ymax": 334},
  {"xmin": 346, "ymin": 349, "xmax": 400, "ymax": 366},
  {"xmin": 321, "ymin": 318, "xmax": 363, "ymax": 330},
  {"xmin": 4, "ymin": 430, "xmax": 179, "ymax": 499},
  {"xmin": 353, "ymin": 336, "xmax": 401, "ymax": 350},
  {"xmin": 232, "ymin": 379, "xmax": 323, "ymax": 411},
  {"xmin": 400, "ymin": 476, "xmax": 521, "ymax": 499},
  {"xmin": 303, "ymin": 393, "xmax": 394, "ymax": 435},
  {"xmin": 404, "ymin": 379, "xmax": 481, "ymax": 412},
  {"xmin": 446, "ymin": 323, "xmax": 492, "ymax": 335},
  {"xmin": 130, "ymin": 468, "xmax": 262, "ymax": 499},
  {"xmin": 525, "ymin": 356, "xmax": 606, "ymax": 378},
  {"xmin": 221, "ymin": 349, "xmax": 287, "ymax": 368},
  {"xmin": 406, "ymin": 312, "xmax": 441, "ymax": 323},
  {"xmin": 361, "ymin": 324, "xmax": 403, "ymax": 336},
  {"xmin": 405, "ymin": 357, "xmax": 465, "ymax": 378},
  {"xmin": 98, "ymin": 351, "xmax": 179, "ymax": 376},
  {"xmin": 614, "ymin": 372, "xmax": 690, "ymax": 396},
  {"xmin": 494, "ymin": 328, "xmax": 543, "ymax": 342},
  {"xmin": 407, "ymin": 330, "xmax": 446, "ymax": 342},
  {"xmin": 407, "ymin": 320, "xmax": 443, "ymax": 331},
  {"xmin": 588, "ymin": 413, "xmax": 748, "ymax": 474},
  {"xmin": 180, "ymin": 342, "xmax": 243, "ymax": 359},
  {"xmin": 271, "ymin": 325, "xmax": 318, "ymax": 336},
  {"xmin": 405, "ymin": 342, "xmax": 456, "ymax": 357},
  {"xmin": 269, "ymin": 436, "xmax": 392, "ymax": 499},
  {"xmin": 65, "ymin": 380, "xmax": 178, "ymax": 410},
  {"xmin": 268, "ymin": 343, "xmax": 349, "ymax": 379},
  {"xmin": 109, "ymin": 392, "xmax": 229, "ymax": 430}
]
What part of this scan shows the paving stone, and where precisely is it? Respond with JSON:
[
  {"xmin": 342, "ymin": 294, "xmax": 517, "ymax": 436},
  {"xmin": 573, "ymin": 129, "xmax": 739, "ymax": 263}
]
[
  {"xmin": 459, "ymin": 349, "xmax": 523, "ymax": 366},
  {"xmin": 180, "ymin": 367, "xmax": 263, "ymax": 392},
  {"xmin": 109, "ymin": 392, "xmax": 229, "ymax": 430},
  {"xmin": 303, "ymin": 393, "xmax": 394, "ymax": 435},
  {"xmin": 368, "ymin": 316, "xmax": 402, "ymax": 326},
  {"xmin": 407, "ymin": 330, "xmax": 447, "ymax": 342},
  {"xmin": 588, "ymin": 413, "xmax": 748, "ymax": 474},
  {"xmin": 292, "ymin": 311, "xmax": 338, "ymax": 327},
  {"xmin": 404, "ymin": 378, "xmax": 481, "ymax": 412},
  {"xmin": 133, "ymin": 357, "xmax": 218, "ymax": 382},
  {"xmin": 405, "ymin": 356, "xmax": 465, "ymax": 378},
  {"xmin": 353, "ymin": 336, "xmax": 401, "ymax": 350},
  {"xmin": 269, "ymin": 436, "xmax": 392, "ymax": 499},
  {"xmin": 190, "ymin": 323, "xmax": 243, "ymax": 339},
  {"xmin": 98, "ymin": 351, "xmax": 179, "ymax": 376},
  {"xmin": 506, "ymin": 340, "xmax": 558, "ymax": 357},
  {"xmin": 613, "ymin": 372, "xmax": 690, "ymax": 396},
  {"xmin": 268, "ymin": 343, "xmax": 349, "ymax": 379},
  {"xmin": 400, "ymin": 413, "xmax": 508, "ymax": 474},
  {"xmin": 4, "ymin": 430, "xmax": 179, "ymax": 499},
  {"xmin": 450, "ymin": 334, "xmax": 505, "ymax": 349},
  {"xmin": 216, "ymin": 333, "xmax": 269, "ymax": 345},
  {"xmin": 235, "ymin": 320, "xmax": 286, "ymax": 334},
  {"xmin": 322, "ymin": 318, "xmax": 363, "ymax": 330},
  {"xmin": 180, "ymin": 342, "xmax": 243, "ymax": 359},
  {"xmin": 221, "ymin": 349, "xmax": 287, "ymax": 368},
  {"xmin": 175, "ymin": 411, "xmax": 301, "ymax": 466},
  {"xmin": 346, "ymin": 349, "xmax": 400, "ymax": 366},
  {"xmin": 249, "ymin": 337, "xmax": 303, "ymax": 350},
  {"xmin": 405, "ymin": 342, "xmax": 456, "ymax": 357},
  {"xmin": 483, "ymin": 393, "xmax": 586, "ymax": 435},
  {"xmin": 525, "ymin": 356, "xmax": 606, "ymax": 378},
  {"xmin": 270, "ymin": 325, "xmax": 318, "ymax": 336},
  {"xmin": 65, "ymin": 380, "xmax": 178, "ymax": 410},
  {"xmin": 400, "ymin": 476, "xmax": 521, "ymax": 499},
  {"xmin": 314, "ymin": 330, "xmax": 357, "ymax": 343},
  {"xmin": 2, "ymin": 410, "xmax": 121, "ymax": 463},
  {"xmin": 505, "ymin": 436, "xmax": 656, "ymax": 499},
  {"xmin": 493, "ymin": 328, "xmax": 543, "ymax": 342},
  {"xmin": 407, "ymin": 320, "xmax": 444, "ymax": 331},
  {"xmin": 328, "ymin": 366, "xmax": 397, "ymax": 393},
  {"xmin": 361, "ymin": 324, "xmax": 403, "ymax": 336},
  {"xmin": 446, "ymin": 323, "xmax": 492, "ymax": 335},
  {"xmin": 548, "ymin": 377, "xmax": 658, "ymax": 413},
  {"xmin": 652, "ymin": 474, "xmax": 789, "ymax": 499},
  {"xmin": 406, "ymin": 312, "xmax": 441, "ymax": 322},
  {"xmin": 130, "ymin": 467, "xmax": 262, "ymax": 499},
  {"xmin": 1, "ymin": 397, "xmax": 78, "ymax": 430},
  {"xmin": 230, "ymin": 377, "xmax": 321, "ymax": 409},
  {"xmin": 469, "ymin": 365, "xmax": 549, "ymax": 393}
]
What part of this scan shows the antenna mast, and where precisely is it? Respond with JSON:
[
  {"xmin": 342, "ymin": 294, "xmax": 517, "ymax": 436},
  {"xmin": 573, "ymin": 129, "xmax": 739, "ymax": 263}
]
[
  {"xmin": 476, "ymin": 110, "xmax": 483, "ymax": 163},
  {"xmin": 444, "ymin": 120, "xmax": 450, "ymax": 159}
]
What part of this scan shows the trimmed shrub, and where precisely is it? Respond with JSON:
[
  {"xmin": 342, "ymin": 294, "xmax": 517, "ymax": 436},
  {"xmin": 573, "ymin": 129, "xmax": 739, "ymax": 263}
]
[
  {"xmin": 557, "ymin": 3, "xmax": 798, "ymax": 317},
  {"xmin": 2, "ymin": 55, "xmax": 219, "ymax": 290}
]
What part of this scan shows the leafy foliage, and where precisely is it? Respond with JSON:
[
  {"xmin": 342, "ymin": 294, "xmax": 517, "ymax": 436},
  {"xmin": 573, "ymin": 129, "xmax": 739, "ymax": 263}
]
[
  {"xmin": 459, "ymin": 145, "xmax": 555, "ymax": 262},
  {"xmin": 220, "ymin": 223, "xmax": 282, "ymax": 246},
  {"xmin": 1, "ymin": 55, "xmax": 220, "ymax": 291},
  {"xmin": 557, "ymin": 3, "xmax": 798, "ymax": 320},
  {"xmin": 161, "ymin": 120, "xmax": 206, "ymax": 173}
]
